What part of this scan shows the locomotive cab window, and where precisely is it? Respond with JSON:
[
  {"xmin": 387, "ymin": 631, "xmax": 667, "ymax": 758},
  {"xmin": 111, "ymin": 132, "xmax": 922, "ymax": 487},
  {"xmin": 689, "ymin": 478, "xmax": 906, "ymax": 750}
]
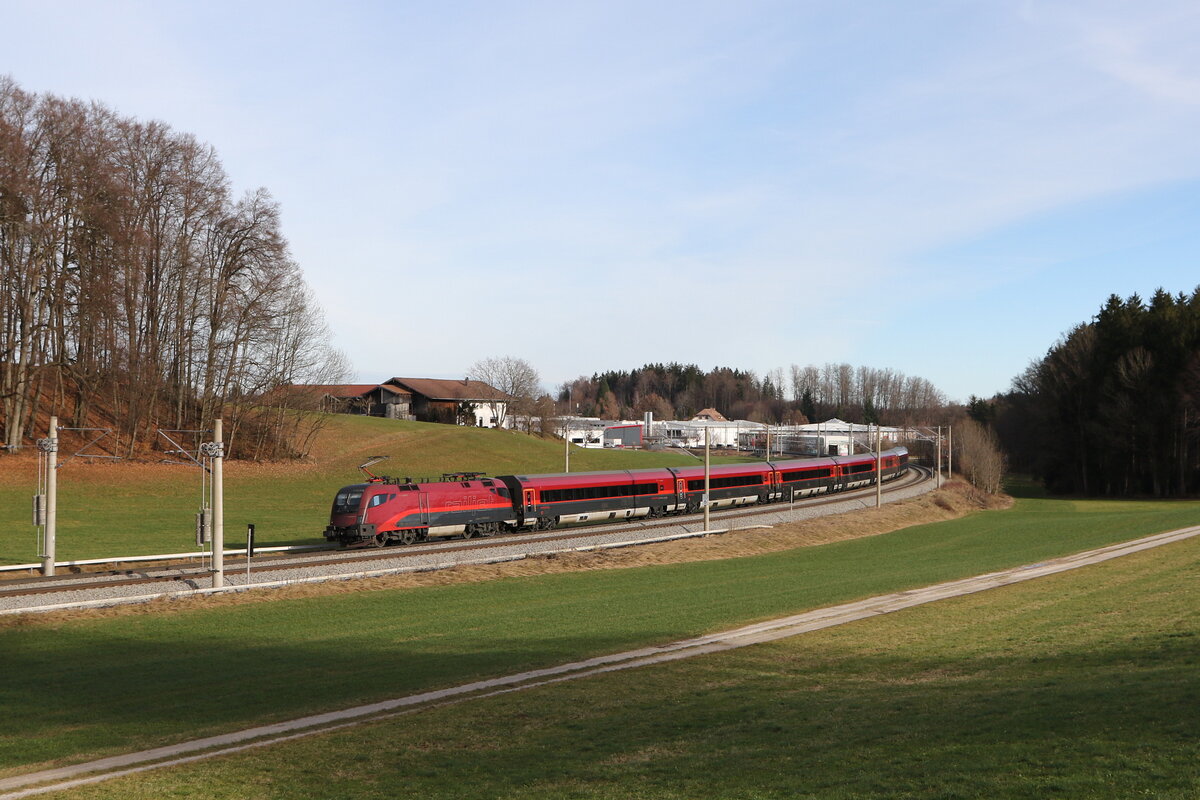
[
  {"xmin": 333, "ymin": 487, "xmax": 365, "ymax": 514},
  {"xmin": 368, "ymin": 494, "xmax": 393, "ymax": 508}
]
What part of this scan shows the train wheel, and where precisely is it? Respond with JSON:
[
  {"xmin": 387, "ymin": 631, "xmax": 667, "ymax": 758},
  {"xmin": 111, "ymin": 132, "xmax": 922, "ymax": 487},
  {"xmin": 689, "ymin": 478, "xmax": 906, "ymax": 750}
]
[
  {"xmin": 372, "ymin": 532, "xmax": 389, "ymax": 548},
  {"xmin": 398, "ymin": 530, "xmax": 417, "ymax": 546},
  {"xmin": 479, "ymin": 523, "xmax": 497, "ymax": 537}
]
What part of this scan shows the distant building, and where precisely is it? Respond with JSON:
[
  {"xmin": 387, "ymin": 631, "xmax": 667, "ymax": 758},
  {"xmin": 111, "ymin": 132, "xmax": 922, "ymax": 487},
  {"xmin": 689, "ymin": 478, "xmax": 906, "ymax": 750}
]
[
  {"xmin": 692, "ymin": 408, "xmax": 728, "ymax": 422},
  {"xmin": 659, "ymin": 419, "xmax": 763, "ymax": 449},
  {"xmin": 558, "ymin": 416, "xmax": 609, "ymax": 448},
  {"xmin": 297, "ymin": 384, "xmax": 414, "ymax": 419},
  {"xmin": 603, "ymin": 423, "xmax": 644, "ymax": 448},
  {"xmin": 383, "ymin": 377, "xmax": 512, "ymax": 427},
  {"xmin": 288, "ymin": 377, "xmax": 511, "ymax": 427}
]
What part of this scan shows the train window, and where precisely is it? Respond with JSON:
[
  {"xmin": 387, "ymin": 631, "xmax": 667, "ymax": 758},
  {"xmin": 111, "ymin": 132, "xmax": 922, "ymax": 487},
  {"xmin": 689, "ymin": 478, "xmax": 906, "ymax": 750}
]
[
  {"xmin": 781, "ymin": 468, "xmax": 831, "ymax": 482},
  {"xmin": 686, "ymin": 475, "xmax": 762, "ymax": 492},
  {"xmin": 368, "ymin": 494, "xmax": 393, "ymax": 508},
  {"xmin": 495, "ymin": 487, "xmax": 511, "ymax": 499},
  {"xmin": 333, "ymin": 487, "xmax": 364, "ymax": 514},
  {"xmin": 542, "ymin": 482, "xmax": 659, "ymax": 503}
]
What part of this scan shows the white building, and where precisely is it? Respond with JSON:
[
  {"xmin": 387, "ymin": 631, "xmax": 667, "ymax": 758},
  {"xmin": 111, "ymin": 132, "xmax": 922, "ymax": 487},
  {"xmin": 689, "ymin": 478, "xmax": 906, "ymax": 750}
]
[
  {"xmin": 557, "ymin": 416, "xmax": 611, "ymax": 448},
  {"xmin": 782, "ymin": 418, "xmax": 911, "ymax": 456},
  {"xmin": 656, "ymin": 419, "xmax": 765, "ymax": 449}
]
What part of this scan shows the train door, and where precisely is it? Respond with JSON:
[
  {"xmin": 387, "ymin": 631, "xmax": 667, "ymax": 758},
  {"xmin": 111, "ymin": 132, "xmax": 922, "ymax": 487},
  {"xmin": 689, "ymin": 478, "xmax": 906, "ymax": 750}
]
[
  {"xmin": 675, "ymin": 478, "xmax": 685, "ymax": 510},
  {"xmin": 418, "ymin": 492, "xmax": 431, "ymax": 526},
  {"xmin": 523, "ymin": 489, "xmax": 536, "ymax": 524}
]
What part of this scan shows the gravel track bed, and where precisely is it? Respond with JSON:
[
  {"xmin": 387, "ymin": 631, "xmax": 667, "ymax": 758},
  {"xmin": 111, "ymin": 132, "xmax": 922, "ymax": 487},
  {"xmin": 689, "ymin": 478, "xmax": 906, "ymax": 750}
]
[{"xmin": 1, "ymin": 471, "xmax": 935, "ymax": 615}]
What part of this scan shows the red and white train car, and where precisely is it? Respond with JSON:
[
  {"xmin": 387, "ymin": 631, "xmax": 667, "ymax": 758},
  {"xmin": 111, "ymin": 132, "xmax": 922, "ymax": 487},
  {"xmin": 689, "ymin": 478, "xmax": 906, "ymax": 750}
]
[{"xmin": 325, "ymin": 448, "xmax": 910, "ymax": 546}]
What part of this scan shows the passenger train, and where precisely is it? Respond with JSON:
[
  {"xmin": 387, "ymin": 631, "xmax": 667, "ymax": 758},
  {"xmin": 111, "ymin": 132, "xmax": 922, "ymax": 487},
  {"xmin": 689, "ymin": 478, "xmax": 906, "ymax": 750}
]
[{"xmin": 325, "ymin": 447, "xmax": 909, "ymax": 547}]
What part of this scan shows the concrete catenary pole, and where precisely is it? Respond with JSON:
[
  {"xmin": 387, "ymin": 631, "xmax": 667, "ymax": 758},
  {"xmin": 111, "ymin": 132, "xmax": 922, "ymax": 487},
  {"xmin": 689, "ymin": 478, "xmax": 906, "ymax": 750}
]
[
  {"xmin": 876, "ymin": 423, "xmax": 883, "ymax": 508},
  {"xmin": 703, "ymin": 427, "xmax": 711, "ymax": 531},
  {"xmin": 212, "ymin": 418, "xmax": 225, "ymax": 589},
  {"xmin": 564, "ymin": 420, "xmax": 570, "ymax": 473},
  {"xmin": 43, "ymin": 415, "xmax": 58, "ymax": 577},
  {"xmin": 948, "ymin": 426, "xmax": 953, "ymax": 480},
  {"xmin": 936, "ymin": 425, "xmax": 943, "ymax": 489}
]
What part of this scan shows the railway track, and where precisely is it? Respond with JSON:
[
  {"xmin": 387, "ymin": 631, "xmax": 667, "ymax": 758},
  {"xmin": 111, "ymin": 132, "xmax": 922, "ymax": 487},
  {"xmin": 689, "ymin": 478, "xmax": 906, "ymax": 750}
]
[{"xmin": 0, "ymin": 465, "xmax": 933, "ymax": 608}]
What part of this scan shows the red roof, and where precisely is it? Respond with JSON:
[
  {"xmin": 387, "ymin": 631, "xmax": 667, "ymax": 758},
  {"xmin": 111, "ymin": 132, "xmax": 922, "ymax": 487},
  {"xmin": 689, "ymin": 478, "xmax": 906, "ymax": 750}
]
[
  {"xmin": 385, "ymin": 377, "xmax": 510, "ymax": 402},
  {"xmin": 288, "ymin": 384, "xmax": 411, "ymax": 399}
]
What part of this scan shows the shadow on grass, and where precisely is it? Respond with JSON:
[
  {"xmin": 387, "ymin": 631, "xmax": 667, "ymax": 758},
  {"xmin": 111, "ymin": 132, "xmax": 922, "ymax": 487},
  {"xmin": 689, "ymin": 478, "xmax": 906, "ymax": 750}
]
[
  {"xmin": 1003, "ymin": 474, "xmax": 1048, "ymax": 499},
  {"xmin": 337, "ymin": 634, "xmax": 1200, "ymax": 799},
  {"xmin": 78, "ymin": 630, "xmax": 1200, "ymax": 799},
  {"xmin": 0, "ymin": 628, "xmax": 670, "ymax": 771}
]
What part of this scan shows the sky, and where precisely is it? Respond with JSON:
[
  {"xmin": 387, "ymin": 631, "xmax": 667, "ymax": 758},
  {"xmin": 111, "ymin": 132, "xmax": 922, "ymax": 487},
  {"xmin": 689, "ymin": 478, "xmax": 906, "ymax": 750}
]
[{"xmin": 5, "ymin": 0, "xmax": 1200, "ymax": 403}]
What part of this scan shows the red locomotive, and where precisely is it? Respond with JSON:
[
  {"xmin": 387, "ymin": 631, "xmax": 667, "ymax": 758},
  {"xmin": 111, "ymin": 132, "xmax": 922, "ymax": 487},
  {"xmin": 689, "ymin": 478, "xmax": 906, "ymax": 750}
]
[{"xmin": 325, "ymin": 448, "xmax": 909, "ymax": 547}]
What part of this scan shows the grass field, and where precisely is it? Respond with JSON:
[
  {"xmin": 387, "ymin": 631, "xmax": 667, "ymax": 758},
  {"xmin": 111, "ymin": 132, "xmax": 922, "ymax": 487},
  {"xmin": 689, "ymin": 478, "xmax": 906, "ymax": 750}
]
[
  {"xmin": 2, "ymin": 487, "xmax": 1197, "ymax": 793},
  {"xmin": 0, "ymin": 415, "xmax": 742, "ymax": 564},
  {"xmin": 51, "ymin": 530, "xmax": 1200, "ymax": 799}
]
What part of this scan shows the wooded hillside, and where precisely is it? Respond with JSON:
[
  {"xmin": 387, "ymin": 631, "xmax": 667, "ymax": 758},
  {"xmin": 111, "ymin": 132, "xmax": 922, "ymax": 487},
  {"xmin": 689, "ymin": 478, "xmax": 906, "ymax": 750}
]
[
  {"xmin": 993, "ymin": 288, "xmax": 1200, "ymax": 497},
  {"xmin": 560, "ymin": 362, "xmax": 946, "ymax": 426},
  {"xmin": 0, "ymin": 77, "xmax": 347, "ymax": 458}
]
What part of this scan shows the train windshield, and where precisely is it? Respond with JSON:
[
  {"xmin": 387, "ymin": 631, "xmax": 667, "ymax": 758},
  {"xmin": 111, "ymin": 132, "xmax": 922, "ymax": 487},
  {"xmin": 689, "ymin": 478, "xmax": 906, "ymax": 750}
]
[{"xmin": 333, "ymin": 485, "xmax": 365, "ymax": 515}]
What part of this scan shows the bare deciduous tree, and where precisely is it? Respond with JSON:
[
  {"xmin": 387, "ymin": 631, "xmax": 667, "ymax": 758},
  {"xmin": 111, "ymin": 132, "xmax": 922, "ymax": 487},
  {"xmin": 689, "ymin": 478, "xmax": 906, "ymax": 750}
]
[
  {"xmin": 0, "ymin": 77, "xmax": 346, "ymax": 458},
  {"xmin": 634, "ymin": 392, "xmax": 673, "ymax": 421},
  {"xmin": 467, "ymin": 355, "xmax": 541, "ymax": 428},
  {"xmin": 954, "ymin": 419, "xmax": 1006, "ymax": 494}
]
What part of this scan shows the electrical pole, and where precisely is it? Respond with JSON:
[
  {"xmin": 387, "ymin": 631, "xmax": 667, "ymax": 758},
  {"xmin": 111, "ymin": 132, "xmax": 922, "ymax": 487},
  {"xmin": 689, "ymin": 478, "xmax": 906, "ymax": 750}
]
[
  {"xmin": 42, "ymin": 416, "xmax": 58, "ymax": 577},
  {"xmin": 936, "ymin": 425, "xmax": 943, "ymax": 489},
  {"xmin": 948, "ymin": 425, "xmax": 953, "ymax": 479},
  {"xmin": 212, "ymin": 418, "xmax": 225, "ymax": 589},
  {"xmin": 703, "ymin": 427, "xmax": 711, "ymax": 532},
  {"xmin": 564, "ymin": 419, "xmax": 570, "ymax": 473},
  {"xmin": 876, "ymin": 422, "xmax": 882, "ymax": 508}
]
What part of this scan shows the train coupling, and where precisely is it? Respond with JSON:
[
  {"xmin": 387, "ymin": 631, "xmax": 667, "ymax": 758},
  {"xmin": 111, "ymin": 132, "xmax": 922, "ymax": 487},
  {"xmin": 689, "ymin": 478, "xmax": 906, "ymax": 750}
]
[{"xmin": 323, "ymin": 523, "xmax": 377, "ymax": 544}]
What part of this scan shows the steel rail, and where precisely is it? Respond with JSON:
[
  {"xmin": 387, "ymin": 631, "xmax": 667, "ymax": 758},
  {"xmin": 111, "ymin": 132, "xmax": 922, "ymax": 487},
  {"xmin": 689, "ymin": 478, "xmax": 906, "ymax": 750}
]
[{"xmin": 0, "ymin": 466, "xmax": 930, "ymax": 601}]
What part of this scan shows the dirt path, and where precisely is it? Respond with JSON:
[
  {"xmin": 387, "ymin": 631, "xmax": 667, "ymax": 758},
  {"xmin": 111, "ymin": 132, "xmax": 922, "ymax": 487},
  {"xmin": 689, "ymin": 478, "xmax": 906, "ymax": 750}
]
[{"xmin": 3, "ymin": 523, "xmax": 1196, "ymax": 799}]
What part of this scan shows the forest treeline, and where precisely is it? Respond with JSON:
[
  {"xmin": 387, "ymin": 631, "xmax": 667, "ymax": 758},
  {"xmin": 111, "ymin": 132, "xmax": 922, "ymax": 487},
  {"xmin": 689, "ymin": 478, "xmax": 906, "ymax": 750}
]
[
  {"xmin": 984, "ymin": 288, "xmax": 1200, "ymax": 497},
  {"xmin": 0, "ymin": 77, "xmax": 347, "ymax": 458},
  {"xmin": 558, "ymin": 362, "xmax": 946, "ymax": 426}
]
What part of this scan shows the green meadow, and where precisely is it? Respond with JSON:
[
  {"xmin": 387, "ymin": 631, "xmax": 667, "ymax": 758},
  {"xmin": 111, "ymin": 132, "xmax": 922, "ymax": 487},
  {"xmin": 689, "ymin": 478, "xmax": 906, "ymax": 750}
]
[
  {"xmin": 54, "ymin": 527, "xmax": 1200, "ymax": 799},
  {"xmin": 2, "ymin": 486, "xmax": 1197, "ymax": 796}
]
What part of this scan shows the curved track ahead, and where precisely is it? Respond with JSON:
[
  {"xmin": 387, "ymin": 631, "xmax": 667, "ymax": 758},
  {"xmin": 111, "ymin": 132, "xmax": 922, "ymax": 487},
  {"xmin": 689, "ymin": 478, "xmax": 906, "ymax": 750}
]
[{"xmin": 0, "ymin": 465, "xmax": 933, "ymax": 611}]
